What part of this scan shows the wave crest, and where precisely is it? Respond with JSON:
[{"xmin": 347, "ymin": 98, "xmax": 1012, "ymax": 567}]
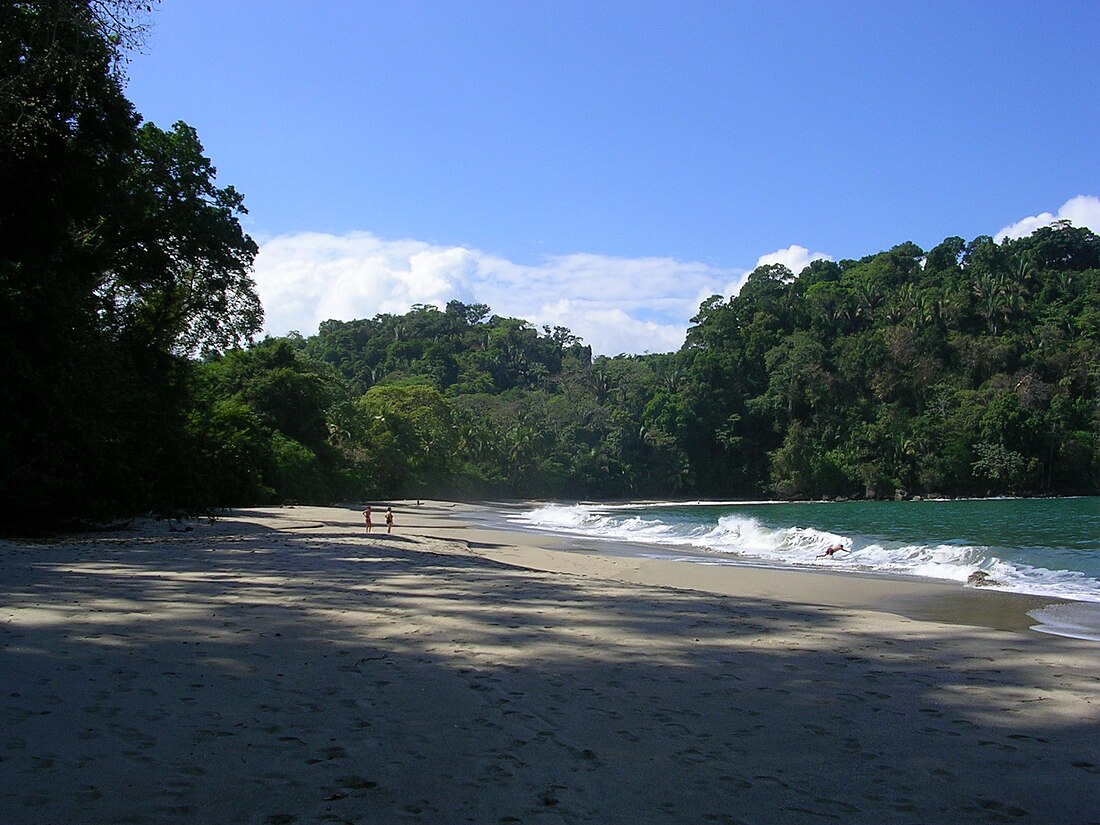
[{"xmin": 514, "ymin": 503, "xmax": 1100, "ymax": 602}]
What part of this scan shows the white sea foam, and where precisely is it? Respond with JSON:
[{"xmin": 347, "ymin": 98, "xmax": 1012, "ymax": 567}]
[
  {"xmin": 1028, "ymin": 603, "xmax": 1100, "ymax": 641},
  {"xmin": 513, "ymin": 503, "xmax": 1100, "ymax": 603}
]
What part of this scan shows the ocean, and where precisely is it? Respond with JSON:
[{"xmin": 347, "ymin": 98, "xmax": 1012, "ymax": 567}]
[{"xmin": 509, "ymin": 497, "xmax": 1100, "ymax": 639}]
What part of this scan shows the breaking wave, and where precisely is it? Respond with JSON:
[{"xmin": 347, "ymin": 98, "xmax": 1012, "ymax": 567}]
[{"xmin": 513, "ymin": 502, "xmax": 1100, "ymax": 603}]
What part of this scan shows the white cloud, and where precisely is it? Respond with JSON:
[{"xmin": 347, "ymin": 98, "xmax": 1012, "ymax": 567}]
[
  {"xmin": 253, "ymin": 232, "xmax": 747, "ymax": 355},
  {"xmin": 530, "ymin": 301, "xmax": 686, "ymax": 355},
  {"xmin": 994, "ymin": 195, "xmax": 1100, "ymax": 242},
  {"xmin": 754, "ymin": 244, "xmax": 833, "ymax": 277},
  {"xmin": 252, "ymin": 197, "xmax": 1100, "ymax": 355}
]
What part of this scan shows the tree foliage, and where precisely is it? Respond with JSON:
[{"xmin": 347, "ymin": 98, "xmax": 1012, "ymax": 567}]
[
  {"xmin": 207, "ymin": 228, "xmax": 1095, "ymax": 505},
  {"xmin": 3, "ymin": 3, "xmax": 1097, "ymax": 530},
  {"xmin": 1, "ymin": 0, "xmax": 261, "ymax": 529}
]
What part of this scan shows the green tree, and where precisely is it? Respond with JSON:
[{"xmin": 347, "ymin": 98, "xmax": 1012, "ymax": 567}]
[
  {"xmin": 1, "ymin": 2, "xmax": 263, "ymax": 527},
  {"xmin": 355, "ymin": 384, "xmax": 460, "ymax": 496},
  {"xmin": 105, "ymin": 121, "xmax": 262, "ymax": 356}
]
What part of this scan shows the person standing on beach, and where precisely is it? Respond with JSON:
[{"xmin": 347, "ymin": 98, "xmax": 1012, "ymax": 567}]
[
  {"xmin": 385, "ymin": 507, "xmax": 394, "ymax": 533},
  {"xmin": 364, "ymin": 505, "xmax": 373, "ymax": 533}
]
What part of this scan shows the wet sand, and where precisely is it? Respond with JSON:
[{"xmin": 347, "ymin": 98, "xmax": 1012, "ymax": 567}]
[{"xmin": 2, "ymin": 501, "xmax": 1098, "ymax": 824}]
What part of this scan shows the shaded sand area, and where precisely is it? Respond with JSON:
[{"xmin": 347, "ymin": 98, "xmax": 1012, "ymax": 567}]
[{"xmin": 2, "ymin": 502, "xmax": 1098, "ymax": 824}]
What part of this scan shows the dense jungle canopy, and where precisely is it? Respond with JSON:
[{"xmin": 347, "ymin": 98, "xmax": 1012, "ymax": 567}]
[{"xmin": 3, "ymin": 2, "xmax": 1098, "ymax": 531}]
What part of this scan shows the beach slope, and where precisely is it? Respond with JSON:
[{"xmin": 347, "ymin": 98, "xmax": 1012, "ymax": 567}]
[{"xmin": 2, "ymin": 502, "xmax": 1097, "ymax": 824}]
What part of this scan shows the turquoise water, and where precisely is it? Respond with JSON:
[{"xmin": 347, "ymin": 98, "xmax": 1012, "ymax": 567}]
[{"xmin": 515, "ymin": 497, "xmax": 1100, "ymax": 603}]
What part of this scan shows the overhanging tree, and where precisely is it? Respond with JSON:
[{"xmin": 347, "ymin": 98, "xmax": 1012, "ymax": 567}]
[{"xmin": 1, "ymin": 1, "xmax": 262, "ymax": 528}]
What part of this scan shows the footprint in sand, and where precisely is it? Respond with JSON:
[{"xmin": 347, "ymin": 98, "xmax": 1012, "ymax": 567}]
[
  {"xmin": 921, "ymin": 727, "xmax": 961, "ymax": 737},
  {"xmin": 73, "ymin": 785, "xmax": 102, "ymax": 802},
  {"xmin": 718, "ymin": 774, "xmax": 753, "ymax": 789},
  {"xmin": 337, "ymin": 775, "xmax": 378, "ymax": 790},
  {"xmin": 753, "ymin": 774, "xmax": 791, "ymax": 789},
  {"xmin": 702, "ymin": 813, "xmax": 749, "ymax": 823},
  {"xmin": 966, "ymin": 798, "xmax": 1030, "ymax": 818},
  {"xmin": 979, "ymin": 739, "xmax": 1018, "ymax": 752},
  {"xmin": 1007, "ymin": 733, "xmax": 1048, "ymax": 743}
]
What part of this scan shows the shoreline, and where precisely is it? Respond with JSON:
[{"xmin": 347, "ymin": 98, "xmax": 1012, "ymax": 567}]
[
  {"xmin": 446, "ymin": 500, "xmax": 1085, "ymax": 636},
  {"xmin": 2, "ymin": 500, "xmax": 1098, "ymax": 823},
  {"xmin": 467, "ymin": 498, "xmax": 1100, "ymax": 638}
]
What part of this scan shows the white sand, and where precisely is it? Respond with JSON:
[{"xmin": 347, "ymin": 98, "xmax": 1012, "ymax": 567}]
[{"xmin": 2, "ymin": 501, "xmax": 1098, "ymax": 824}]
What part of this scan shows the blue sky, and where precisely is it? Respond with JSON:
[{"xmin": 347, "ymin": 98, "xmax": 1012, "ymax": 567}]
[{"xmin": 124, "ymin": 1, "xmax": 1100, "ymax": 354}]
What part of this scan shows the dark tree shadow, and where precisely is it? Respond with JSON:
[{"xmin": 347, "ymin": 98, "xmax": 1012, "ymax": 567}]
[{"xmin": 1, "ymin": 513, "xmax": 1097, "ymax": 824}]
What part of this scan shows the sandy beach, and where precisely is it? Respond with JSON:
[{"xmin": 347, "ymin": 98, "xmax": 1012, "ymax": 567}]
[{"xmin": 2, "ymin": 501, "xmax": 1098, "ymax": 824}]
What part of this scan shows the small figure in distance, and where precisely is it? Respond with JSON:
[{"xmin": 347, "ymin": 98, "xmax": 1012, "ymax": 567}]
[
  {"xmin": 364, "ymin": 505, "xmax": 373, "ymax": 533},
  {"xmin": 385, "ymin": 507, "xmax": 394, "ymax": 533},
  {"xmin": 818, "ymin": 543, "xmax": 847, "ymax": 558}
]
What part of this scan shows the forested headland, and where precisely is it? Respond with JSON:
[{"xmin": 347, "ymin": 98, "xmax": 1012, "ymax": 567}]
[{"xmin": 3, "ymin": 2, "xmax": 1098, "ymax": 532}]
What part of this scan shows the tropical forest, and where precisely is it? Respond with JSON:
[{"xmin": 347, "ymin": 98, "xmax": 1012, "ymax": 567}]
[{"xmin": 3, "ymin": 2, "xmax": 1098, "ymax": 531}]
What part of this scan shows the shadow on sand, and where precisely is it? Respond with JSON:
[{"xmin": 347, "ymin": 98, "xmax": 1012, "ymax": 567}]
[{"xmin": 1, "ymin": 512, "xmax": 1097, "ymax": 824}]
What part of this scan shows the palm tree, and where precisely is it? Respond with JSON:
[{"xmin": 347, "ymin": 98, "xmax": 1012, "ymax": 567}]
[
  {"xmin": 971, "ymin": 272, "xmax": 1017, "ymax": 335},
  {"xmin": 587, "ymin": 360, "xmax": 613, "ymax": 405},
  {"xmin": 853, "ymin": 280, "xmax": 884, "ymax": 326}
]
